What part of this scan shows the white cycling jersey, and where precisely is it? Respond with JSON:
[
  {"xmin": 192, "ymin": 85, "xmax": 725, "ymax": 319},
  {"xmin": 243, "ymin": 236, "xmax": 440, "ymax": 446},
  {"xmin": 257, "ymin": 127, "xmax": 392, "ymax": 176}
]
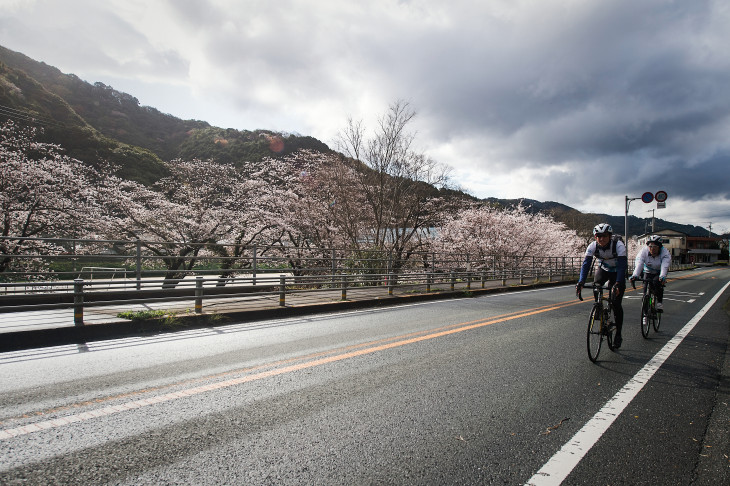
[
  {"xmin": 631, "ymin": 245, "xmax": 671, "ymax": 279},
  {"xmin": 584, "ymin": 239, "xmax": 627, "ymax": 273}
]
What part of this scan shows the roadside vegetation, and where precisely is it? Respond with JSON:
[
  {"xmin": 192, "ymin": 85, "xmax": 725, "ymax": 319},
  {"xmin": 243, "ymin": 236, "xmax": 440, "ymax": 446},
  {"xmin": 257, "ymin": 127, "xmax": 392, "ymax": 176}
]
[{"xmin": 0, "ymin": 102, "xmax": 594, "ymax": 284}]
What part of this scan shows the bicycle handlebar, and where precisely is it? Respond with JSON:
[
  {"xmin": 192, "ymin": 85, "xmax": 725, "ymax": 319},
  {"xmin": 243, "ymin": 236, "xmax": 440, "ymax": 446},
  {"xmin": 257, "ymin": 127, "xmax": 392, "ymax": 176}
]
[
  {"xmin": 630, "ymin": 276, "xmax": 665, "ymax": 290},
  {"xmin": 577, "ymin": 282, "xmax": 612, "ymax": 302}
]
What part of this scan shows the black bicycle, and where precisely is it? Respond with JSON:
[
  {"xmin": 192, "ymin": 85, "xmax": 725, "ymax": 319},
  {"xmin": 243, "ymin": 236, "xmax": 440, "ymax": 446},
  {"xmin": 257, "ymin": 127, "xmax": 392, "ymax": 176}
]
[
  {"xmin": 632, "ymin": 276, "xmax": 663, "ymax": 338},
  {"xmin": 578, "ymin": 283, "xmax": 617, "ymax": 362}
]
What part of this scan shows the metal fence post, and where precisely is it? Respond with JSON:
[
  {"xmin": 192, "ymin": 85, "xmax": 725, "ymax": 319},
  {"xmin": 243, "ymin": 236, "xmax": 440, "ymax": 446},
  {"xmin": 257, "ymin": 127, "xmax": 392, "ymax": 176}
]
[
  {"xmin": 332, "ymin": 248, "xmax": 337, "ymax": 278},
  {"xmin": 253, "ymin": 246, "xmax": 258, "ymax": 286},
  {"xmin": 520, "ymin": 271, "xmax": 524, "ymax": 285},
  {"xmin": 279, "ymin": 275, "xmax": 286, "ymax": 306},
  {"xmin": 450, "ymin": 272, "xmax": 455, "ymax": 291},
  {"xmin": 195, "ymin": 276, "xmax": 203, "ymax": 314},
  {"xmin": 136, "ymin": 238, "xmax": 142, "ymax": 290},
  {"xmin": 427, "ymin": 271, "xmax": 432, "ymax": 292},
  {"xmin": 74, "ymin": 278, "xmax": 84, "ymax": 326},
  {"xmin": 341, "ymin": 273, "xmax": 347, "ymax": 301},
  {"xmin": 72, "ymin": 240, "xmax": 77, "ymax": 273},
  {"xmin": 388, "ymin": 273, "xmax": 394, "ymax": 295},
  {"xmin": 481, "ymin": 272, "xmax": 486, "ymax": 289}
]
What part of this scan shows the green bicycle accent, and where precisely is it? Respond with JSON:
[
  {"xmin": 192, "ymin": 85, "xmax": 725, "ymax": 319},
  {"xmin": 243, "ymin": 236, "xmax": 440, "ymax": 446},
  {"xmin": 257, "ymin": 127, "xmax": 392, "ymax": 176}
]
[{"xmin": 634, "ymin": 277, "xmax": 663, "ymax": 338}]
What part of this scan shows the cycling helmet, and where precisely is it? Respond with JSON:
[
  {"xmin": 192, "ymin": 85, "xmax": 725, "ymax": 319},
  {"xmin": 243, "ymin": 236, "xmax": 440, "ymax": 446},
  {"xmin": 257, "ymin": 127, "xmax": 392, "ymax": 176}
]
[
  {"xmin": 647, "ymin": 235, "xmax": 663, "ymax": 246},
  {"xmin": 593, "ymin": 223, "xmax": 612, "ymax": 236}
]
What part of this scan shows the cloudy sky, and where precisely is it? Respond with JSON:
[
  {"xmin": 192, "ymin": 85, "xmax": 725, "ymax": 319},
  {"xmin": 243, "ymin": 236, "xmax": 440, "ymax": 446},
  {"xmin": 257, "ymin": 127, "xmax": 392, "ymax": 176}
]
[{"xmin": 2, "ymin": 0, "xmax": 729, "ymax": 234}]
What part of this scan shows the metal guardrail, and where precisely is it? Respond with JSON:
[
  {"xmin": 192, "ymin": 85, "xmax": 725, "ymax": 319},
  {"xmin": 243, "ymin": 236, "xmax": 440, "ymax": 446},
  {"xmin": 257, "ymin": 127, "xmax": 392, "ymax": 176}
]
[
  {"xmin": 0, "ymin": 237, "xmax": 584, "ymax": 288},
  {"xmin": 0, "ymin": 268, "xmax": 582, "ymax": 326},
  {"xmin": 0, "ymin": 236, "xmax": 696, "ymax": 328}
]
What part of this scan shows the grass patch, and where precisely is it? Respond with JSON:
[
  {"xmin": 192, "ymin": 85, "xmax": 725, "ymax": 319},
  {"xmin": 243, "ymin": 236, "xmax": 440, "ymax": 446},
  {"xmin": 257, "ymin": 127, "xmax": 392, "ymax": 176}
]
[
  {"xmin": 117, "ymin": 308, "xmax": 228, "ymax": 328},
  {"xmin": 117, "ymin": 309, "xmax": 181, "ymax": 327},
  {"xmin": 117, "ymin": 309, "xmax": 168, "ymax": 321}
]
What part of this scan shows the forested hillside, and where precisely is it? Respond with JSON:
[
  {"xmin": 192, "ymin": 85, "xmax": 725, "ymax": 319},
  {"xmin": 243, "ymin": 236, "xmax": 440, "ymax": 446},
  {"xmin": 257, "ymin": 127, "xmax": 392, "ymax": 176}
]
[{"xmin": 0, "ymin": 45, "xmax": 332, "ymax": 182}]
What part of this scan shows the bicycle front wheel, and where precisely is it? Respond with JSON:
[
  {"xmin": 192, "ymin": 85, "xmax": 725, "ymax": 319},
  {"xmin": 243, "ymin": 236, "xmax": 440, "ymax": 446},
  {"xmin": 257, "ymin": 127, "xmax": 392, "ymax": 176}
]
[
  {"xmin": 605, "ymin": 314, "xmax": 617, "ymax": 351},
  {"xmin": 587, "ymin": 305, "xmax": 602, "ymax": 362},
  {"xmin": 640, "ymin": 295, "xmax": 651, "ymax": 339}
]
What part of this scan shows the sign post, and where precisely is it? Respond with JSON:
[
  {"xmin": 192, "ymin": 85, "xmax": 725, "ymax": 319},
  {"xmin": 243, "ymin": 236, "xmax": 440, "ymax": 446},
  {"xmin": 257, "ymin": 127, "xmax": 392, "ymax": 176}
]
[
  {"xmin": 626, "ymin": 191, "xmax": 669, "ymax": 264},
  {"xmin": 625, "ymin": 195, "xmax": 645, "ymax": 243}
]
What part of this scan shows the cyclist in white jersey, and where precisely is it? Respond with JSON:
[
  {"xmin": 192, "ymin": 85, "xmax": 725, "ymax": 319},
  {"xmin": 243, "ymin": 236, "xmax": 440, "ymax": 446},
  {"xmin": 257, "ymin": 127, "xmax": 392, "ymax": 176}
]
[
  {"xmin": 629, "ymin": 235, "xmax": 671, "ymax": 311},
  {"xmin": 576, "ymin": 223, "xmax": 628, "ymax": 348}
]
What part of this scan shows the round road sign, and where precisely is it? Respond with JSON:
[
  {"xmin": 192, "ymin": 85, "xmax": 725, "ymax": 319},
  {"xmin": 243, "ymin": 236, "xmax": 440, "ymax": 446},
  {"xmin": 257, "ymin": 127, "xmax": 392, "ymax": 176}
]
[
  {"xmin": 655, "ymin": 190, "xmax": 668, "ymax": 202},
  {"xmin": 641, "ymin": 192, "xmax": 654, "ymax": 203}
]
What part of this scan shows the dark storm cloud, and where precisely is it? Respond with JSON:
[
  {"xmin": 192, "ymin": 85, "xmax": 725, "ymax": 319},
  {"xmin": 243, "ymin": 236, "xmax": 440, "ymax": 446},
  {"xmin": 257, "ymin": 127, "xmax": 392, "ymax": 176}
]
[{"xmin": 415, "ymin": 0, "xmax": 728, "ymax": 152}]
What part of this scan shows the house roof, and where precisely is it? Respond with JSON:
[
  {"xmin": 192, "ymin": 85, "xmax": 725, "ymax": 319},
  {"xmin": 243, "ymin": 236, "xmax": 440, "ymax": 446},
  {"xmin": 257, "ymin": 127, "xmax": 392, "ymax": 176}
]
[{"xmin": 638, "ymin": 229, "xmax": 688, "ymax": 238}]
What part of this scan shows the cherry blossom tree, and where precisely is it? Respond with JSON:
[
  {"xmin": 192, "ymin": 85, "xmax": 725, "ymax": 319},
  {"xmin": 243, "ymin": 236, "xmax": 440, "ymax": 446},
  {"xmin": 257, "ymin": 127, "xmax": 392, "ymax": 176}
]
[
  {"xmin": 211, "ymin": 156, "xmax": 299, "ymax": 282},
  {"xmin": 96, "ymin": 159, "xmax": 247, "ymax": 285},
  {"xmin": 278, "ymin": 150, "xmax": 370, "ymax": 272},
  {"xmin": 0, "ymin": 121, "xmax": 105, "ymax": 275},
  {"xmin": 434, "ymin": 203, "xmax": 585, "ymax": 271},
  {"xmin": 335, "ymin": 100, "xmax": 454, "ymax": 271},
  {"xmin": 625, "ymin": 236, "xmax": 645, "ymax": 273},
  {"xmin": 95, "ymin": 156, "xmax": 300, "ymax": 286}
]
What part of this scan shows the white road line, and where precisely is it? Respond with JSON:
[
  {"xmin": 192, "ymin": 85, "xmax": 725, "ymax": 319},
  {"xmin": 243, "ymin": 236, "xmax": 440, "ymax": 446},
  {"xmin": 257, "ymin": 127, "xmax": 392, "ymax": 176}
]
[
  {"xmin": 665, "ymin": 290, "xmax": 704, "ymax": 296},
  {"xmin": 525, "ymin": 280, "xmax": 730, "ymax": 486},
  {"xmin": 664, "ymin": 297, "xmax": 695, "ymax": 303}
]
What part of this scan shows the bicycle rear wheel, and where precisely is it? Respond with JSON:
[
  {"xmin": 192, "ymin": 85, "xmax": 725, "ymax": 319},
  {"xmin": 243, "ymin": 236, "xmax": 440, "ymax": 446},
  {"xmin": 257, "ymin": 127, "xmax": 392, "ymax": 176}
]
[
  {"xmin": 640, "ymin": 295, "xmax": 651, "ymax": 339},
  {"xmin": 587, "ymin": 305, "xmax": 602, "ymax": 362}
]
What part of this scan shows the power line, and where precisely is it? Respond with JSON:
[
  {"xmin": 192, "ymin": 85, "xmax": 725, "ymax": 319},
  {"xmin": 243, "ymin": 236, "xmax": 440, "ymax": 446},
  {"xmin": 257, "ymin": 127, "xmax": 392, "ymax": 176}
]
[{"xmin": 0, "ymin": 103, "xmax": 69, "ymax": 129}]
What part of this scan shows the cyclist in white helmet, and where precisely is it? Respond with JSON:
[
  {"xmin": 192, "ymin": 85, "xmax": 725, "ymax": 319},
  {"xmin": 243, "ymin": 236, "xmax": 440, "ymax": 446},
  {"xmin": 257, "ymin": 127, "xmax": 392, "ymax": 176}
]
[
  {"xmin": 576, "ymin": 223, "xmax": 628, "ymax": 348},
  {"xmin": 629, "ymin": 235, "xmax": 671, "ymax": 311}
]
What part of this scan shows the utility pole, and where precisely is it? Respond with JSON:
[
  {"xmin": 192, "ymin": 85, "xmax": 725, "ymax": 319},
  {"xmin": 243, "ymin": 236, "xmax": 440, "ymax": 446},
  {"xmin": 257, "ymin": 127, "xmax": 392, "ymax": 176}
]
[
  {"xmin": 626, "ymin": 195, "xmax": 641, "ymax": 265},
  {"xmin": 647, "ymin": 209, "xmax": 655, "ymax": 233}
]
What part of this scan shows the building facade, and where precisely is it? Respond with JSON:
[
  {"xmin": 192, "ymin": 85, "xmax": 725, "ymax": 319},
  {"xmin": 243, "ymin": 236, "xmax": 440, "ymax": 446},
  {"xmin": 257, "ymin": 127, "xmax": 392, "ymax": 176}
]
[{"xmin": 636, "ymin": 229, "xmax": 724, "ymax": 265}]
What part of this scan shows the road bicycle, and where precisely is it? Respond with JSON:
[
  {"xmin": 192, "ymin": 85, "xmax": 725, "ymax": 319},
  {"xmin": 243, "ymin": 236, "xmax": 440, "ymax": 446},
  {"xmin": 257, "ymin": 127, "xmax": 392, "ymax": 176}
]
[
  {"xmin": 632, "ymin": 276, "xmax": 663, "ymax": 338},
  {"xmin": 578, "ymin": 283, "xmax": 617, "ymax": 362}
]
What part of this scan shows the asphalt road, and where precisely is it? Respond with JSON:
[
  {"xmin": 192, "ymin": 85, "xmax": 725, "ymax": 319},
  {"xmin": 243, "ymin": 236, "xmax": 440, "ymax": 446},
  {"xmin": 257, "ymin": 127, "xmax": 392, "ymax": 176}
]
[{"xmin": 0, "ymin": 267, "xmax": 728, "ymax": 484}]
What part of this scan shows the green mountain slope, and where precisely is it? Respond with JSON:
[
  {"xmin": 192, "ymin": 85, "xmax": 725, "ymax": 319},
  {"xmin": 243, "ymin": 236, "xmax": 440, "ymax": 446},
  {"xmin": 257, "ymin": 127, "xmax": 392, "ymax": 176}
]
[
  {"xmin": 0, "ymin": 45, "xmax": 332, "ymax": 180},
  {"xmin": 0, "ymin": 47, "xmax": 169, "ymax": 183}
]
